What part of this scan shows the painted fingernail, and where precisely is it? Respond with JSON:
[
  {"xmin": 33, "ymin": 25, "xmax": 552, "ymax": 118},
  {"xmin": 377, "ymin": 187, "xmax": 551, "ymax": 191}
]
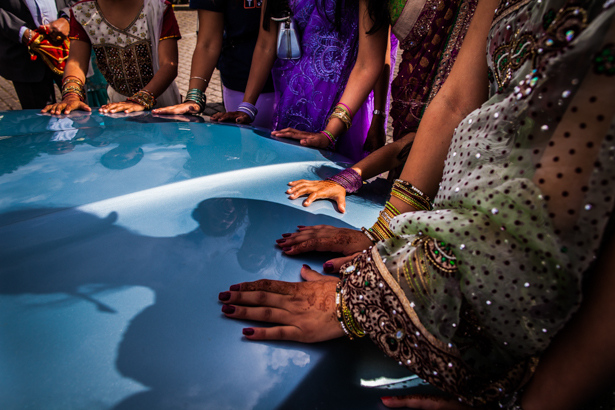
[
  {"xmin": 283, "ymin": 247, "xmax": 292, "ymax": 252},
  {"xmin": 243, "ymin": 328, "xmax": 254, "ymax": 336},
  {"xmin": 302, "ymin": 264, "xmax": 311, "ymax": 269},
  {"xmin": 218, "ymin": 291, "xmax": 231, "ymax": 301},
  {"xmin": 229, "ymin": 284, "xmax": 240, "ymax": 291},
  {"xmin": 381, "ymin": 397, "xmax": 392, "ymax": 400},
  {"xmin": 276, "ymin": 239, "xmax": 286, "ymax": 244},
  {"xmin": 282, "ymin": 233, "xmax": 292, "ymax": 238},
  {"xmin": 221, "ymin": 304, "xmax": 235, "ymax": 314},
  {"xmin": 323, "ymin": 262, "xmax": 334, "ymax": 273},
  {"xmin": 297, "ymin": 225, "xmax": 305, "ymax": 228}
]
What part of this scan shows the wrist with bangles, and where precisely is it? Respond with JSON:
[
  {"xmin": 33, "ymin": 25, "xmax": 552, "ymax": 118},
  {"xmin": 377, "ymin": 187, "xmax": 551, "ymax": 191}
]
[
  {"xmin": 237, "ymin": 102, "xmax": 258, "ymax": 122},
  {"xmin": 127, "ymin": 89, "xmax": 156, "ymax": 110},
  {"xmin": 320, "ymin": 102, "xmax": 353, "ymax": 150},
  {"xmin": 326, "ymin": 168, "xmax": 363, "ymax": 193},
  {"xmin": 61, "ymin": 76, "xmax": 85, "ymax": 102},
  {"xmin": 185, "ymin": 88, "xmax": 206, "ymax": 113},
  {"xmin": 361, "ymin": 179, "xmax": 433, "ymax": 243}
]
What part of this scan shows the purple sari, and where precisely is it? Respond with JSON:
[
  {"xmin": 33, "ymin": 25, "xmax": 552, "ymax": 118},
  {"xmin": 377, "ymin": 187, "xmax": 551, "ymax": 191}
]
[{"xmin": 271, "ymin": 0, "xmax": 370, "ymax": 162}]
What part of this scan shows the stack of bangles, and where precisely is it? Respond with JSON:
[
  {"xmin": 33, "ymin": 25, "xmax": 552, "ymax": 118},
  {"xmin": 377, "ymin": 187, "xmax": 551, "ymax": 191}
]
[
  {"xmin": 237, "ymin": 102, "xmax": 258, "ymax": 122},
  {"xmin": 61, "ymin": 76, "xmax": 85, "ymax": 102},
  {"xmin": 390, "ymin": 179, "xmax": 433, "ymax": 211},
  {"xmin": 185, "ymin": 88, "xmax": 206, "ymax": 112},
  {"xmin": 326, "ymin": 167, "xmax": 363, "ymax": 193},
  {"xmin": 335, "ymin": 279, "xmax": 365, "ymax": 340},
  {"xmin": 319, "ymin": 103, "xmax": 353, "ymax": 150},
  {"xmin": 362, "ymin": 179, "xmax": 433, "ymax": 243},
  {"xmin": 329, "ymin": 102, "xmax": 352, "ymax": 131},
  {"xmin": 127, "ymin": 89, "xmax": 156, "ymax": 110}
]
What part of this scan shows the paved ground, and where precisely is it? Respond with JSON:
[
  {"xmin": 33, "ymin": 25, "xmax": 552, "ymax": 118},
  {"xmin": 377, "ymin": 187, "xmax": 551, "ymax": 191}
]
[{"xmin": 0, "ymin": 8, "xmax": 400, "ymax": 136}]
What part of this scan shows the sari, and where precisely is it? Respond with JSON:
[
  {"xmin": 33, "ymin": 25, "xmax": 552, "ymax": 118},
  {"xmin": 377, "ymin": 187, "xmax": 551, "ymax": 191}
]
[
  {"xmin": 389, "ymin": 0, "xmax": 477, "ymax": 141},
  {"xmin": 271, "ymin": 0, "xmax": 378, "ymax": 162},
  {"xmin": 340, "ymin": 0, "xmax": 615, "ymax": 405}
]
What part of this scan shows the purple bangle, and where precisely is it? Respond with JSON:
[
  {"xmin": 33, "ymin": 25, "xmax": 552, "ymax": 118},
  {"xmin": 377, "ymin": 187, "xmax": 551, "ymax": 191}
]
[
  {"xmin": 327, "ymin": 168, "xmax": 363, "ymax": 193},
  {"xmin": 337, "ymin": 102, "xmax": 353, "ymax": 118},
  {"xmin": 320, "ymin": 130, "xmax": 336, "ymax": 149},
  {"xmin": 237, "ymin": 102, "xmax": 258, "ymax": 122}
]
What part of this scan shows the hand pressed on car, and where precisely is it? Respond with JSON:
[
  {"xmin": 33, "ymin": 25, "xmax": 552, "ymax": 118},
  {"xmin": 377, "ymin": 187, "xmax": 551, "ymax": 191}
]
[
  {"xmin": 271, "ymin": 128, "xmax": 330, "ymax": 148},
  {"xmin": 219, "ymin": 265, "xmax": 343, "ymax": 343},
  {"xmin": 286, "ymin": 179, "xmax": 348, "ymax": 213},
  {"xmin": 275, "ymin": 225, "xmax": 373, "ymax": 256}
]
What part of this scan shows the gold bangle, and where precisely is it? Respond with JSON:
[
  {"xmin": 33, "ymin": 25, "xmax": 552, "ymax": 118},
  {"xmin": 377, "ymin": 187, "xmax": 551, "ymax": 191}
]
[{"xmin": 329, "ymin": 110, "xmax": 352, "ymax": 131}]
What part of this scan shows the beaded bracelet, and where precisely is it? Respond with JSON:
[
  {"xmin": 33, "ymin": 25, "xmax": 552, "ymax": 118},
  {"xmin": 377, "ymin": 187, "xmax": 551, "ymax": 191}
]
[
  {"xmin": 185, "ymin": 88, "xmax": 206, "ymax": 112},
  {"xmin": 237, "ymin": 102, "xmax": 258, "ymax": 122},
  {"xmin": 393, "ymin": 179, "xmax": 431, "ymax": 202},
  {"xmin": 391, "ymin": 180, "xmax": 433, "ymax": 211},
  {"xmin": 336, "ymin": 280, "xmax": 354, "ymax": 340},
  {"xmin": 318, "ymin": 130, "xmax": 337, "ymax": 149},
  {"xmin": 326, "ymin": 168, "xmax": 363, "ymax": 193},
  {"xmin": 361, "ymin": 227, "xmax": 378, "ymax": 243},
  {"xmin": 127, "ymin": 89, "xmax": 156, "ymax": 110}
]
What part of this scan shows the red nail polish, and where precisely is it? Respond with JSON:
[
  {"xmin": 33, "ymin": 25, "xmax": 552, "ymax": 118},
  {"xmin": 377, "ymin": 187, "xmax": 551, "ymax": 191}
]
[
  {"xmin": 243, "ymin": 328, "xmax": 254, "ymax": 336},
  {"xmin": 282, "ymin": 233, "xmax": 292, "ymax": 237},
  {"xmin": 221, "ymin": 304, "xmax": 235, "ymax": 314},
  {"xmin": 283, "ymin": 247, "xmax": 292, "ymax": 252},
  {"xmin": 303, "ymin": 264, "xmax": 311, "ymax": 269},
  {"xmin": 276, "ymin": 239, "xmax": 286, "ymax": 244},
  {"xmin": 229, "ymin": 284, "xmax": 240, "ymax": 291},
  {"xmin": 297, "ymin": 225, "xmax": 305, "ymax": 228},
  {"xmin": 323, "ymin": 262, "xmax": 334, "ymax": 273},
  {"xmin": 218, "ymin": 292, "xmax": 231, "ymax": 301},
  {"xmin": 381, "ymin": 396, "xmax": 392, "ymax": 400}
]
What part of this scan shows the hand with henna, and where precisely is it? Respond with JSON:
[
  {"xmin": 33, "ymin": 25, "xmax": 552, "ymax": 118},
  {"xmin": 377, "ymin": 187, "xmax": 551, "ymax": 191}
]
[
  {"xmin": 271, "ymin": 128, "xmax": 330, "ymax": 148},
  {"xmin": 286, "ymin": 180, "xmax": 347, "ymax": 213},
  {"xmin": 219, "ymin": 265, "xmax": 343, "ymax": 342},
  {"xmin": 210, "ymin": 110, "xmax": 252, "ymax": 124},
  {"xmin": 276, "ymin": 225, "xmax": 373, "ymax": 257}
]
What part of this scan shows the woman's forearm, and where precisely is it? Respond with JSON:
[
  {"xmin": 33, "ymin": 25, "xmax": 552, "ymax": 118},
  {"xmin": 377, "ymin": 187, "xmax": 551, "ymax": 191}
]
[
  {"xmin": 142, "ymin": 39, "xmax": 178, "ymax": 97},
  {"xmin": 62, "ymin": 39, "xmax": 91, "ymax": 84},
  {"xmin": 352, "ymin": 132, "xmax": 415, "ymax": 179},
  {"xmin": 390, "ymin": 0, "xmax": 497, "ymax": 213},
  {"xmin": 243, "ymin": 2, "xmax": 278, "ymax": 105},
  {"xmin": 187, "ymin": 10, "xmax": 224, "ymax": 91},
  {"xmin": 372, "ymin": 28, "xmax": 392, "ymax": 113},
  {"xmin": 326, "ymin": 0, "xmax": 388, "ymax": 134}
]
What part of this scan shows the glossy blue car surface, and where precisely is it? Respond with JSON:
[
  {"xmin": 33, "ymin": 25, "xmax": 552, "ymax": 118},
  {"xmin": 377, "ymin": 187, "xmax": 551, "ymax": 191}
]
[{"xmin": 0, "ymin": 110, "xmax": 431, "ymax": 410}]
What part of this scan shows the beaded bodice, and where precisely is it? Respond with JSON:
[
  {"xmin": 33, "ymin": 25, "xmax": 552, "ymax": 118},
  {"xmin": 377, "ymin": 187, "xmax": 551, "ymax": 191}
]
[{"xmin": 72, "ymin": 1, "xmax": 154, "ymax": 96}]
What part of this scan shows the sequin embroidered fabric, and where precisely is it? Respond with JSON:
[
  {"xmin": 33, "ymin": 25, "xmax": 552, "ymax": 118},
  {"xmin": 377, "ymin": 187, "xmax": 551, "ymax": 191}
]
[{"xmin": 341, "ymin": 0, "xmax": 615, "ymax": 404}]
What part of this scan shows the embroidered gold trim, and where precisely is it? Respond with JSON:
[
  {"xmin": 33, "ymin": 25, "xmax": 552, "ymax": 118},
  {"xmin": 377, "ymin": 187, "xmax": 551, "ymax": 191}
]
[{"xmin": 371, "ymin": 246, "xmax": 457, "ymax": 355}]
